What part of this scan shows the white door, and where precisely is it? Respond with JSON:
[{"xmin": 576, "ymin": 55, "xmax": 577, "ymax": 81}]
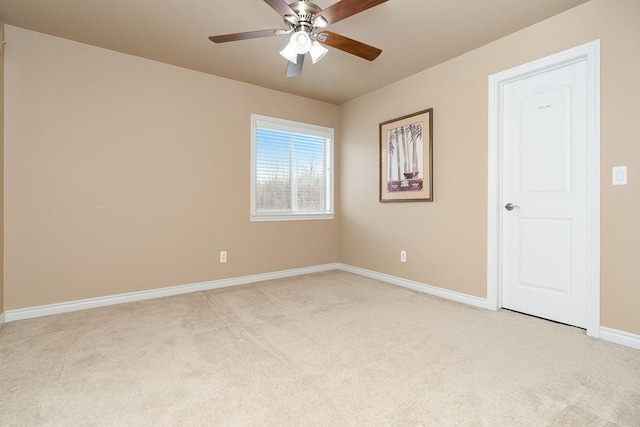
[{"xmin": 501, "ymin": 59, "xmax": 588, "ymax": 328}]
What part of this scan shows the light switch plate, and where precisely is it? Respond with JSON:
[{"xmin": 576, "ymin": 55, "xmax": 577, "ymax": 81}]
[{"xmin": 612, "ymin": 166, "xmax": 627, "ymax": 186}]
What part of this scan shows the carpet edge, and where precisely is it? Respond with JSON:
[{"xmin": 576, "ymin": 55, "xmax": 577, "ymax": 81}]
[
  {"xmin": 600, "ymin": 327, "xmax": 640, "ymax": 350},
  {"xmin": 338, "ymin": 264, "xmax": 488, "ymax": 309},
  {"xmin": 3, "ymin": 263, "xmax": 341, "ymax": 322}
]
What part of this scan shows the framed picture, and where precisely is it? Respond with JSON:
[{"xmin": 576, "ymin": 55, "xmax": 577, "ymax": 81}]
[{"xmin": 379, "ymin": 108, "xmax": 433, "ymax": 202}]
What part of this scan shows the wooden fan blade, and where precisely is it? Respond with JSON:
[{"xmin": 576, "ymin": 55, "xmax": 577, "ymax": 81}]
[
  {"xmin": 317, "ymin": 0, "xmax": 388, "ymax": 25},
  {"xmin": 263, "ymin": 0, "xmax": 297, "ymax": 17},
  {"xmin": 209, "ymin": 29, "xmax": 281, "ymax": 43},
  {"xmin": 318, "ymin": 31, "xmax": 382, "ymax": 61},
  {"xmin": 286, "ymin": 54, "xmax": 305, "ymax": 77}
]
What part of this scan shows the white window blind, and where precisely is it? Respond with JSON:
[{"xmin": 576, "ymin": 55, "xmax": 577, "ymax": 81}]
[{"xmin": 251, "ymin": 114, "xmax": 334, "ymax": 222}]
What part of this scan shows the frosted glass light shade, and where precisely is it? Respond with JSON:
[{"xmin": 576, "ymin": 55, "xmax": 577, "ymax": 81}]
[
  {"xmin": 290, "ymin": 31, "xmax": 312, "ymax": 54},
  {"xmin": 280, "ymin": 44, "xmax": 299, "ymax": 63},
  {"xmin": 309, "ymin": 41, "xmax": 328, "ymax": 64}
]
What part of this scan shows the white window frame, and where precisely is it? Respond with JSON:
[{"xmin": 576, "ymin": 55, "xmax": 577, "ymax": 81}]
[{"xmin": 250, "ymin": 114, "xmax": 335, "ymax": 222}]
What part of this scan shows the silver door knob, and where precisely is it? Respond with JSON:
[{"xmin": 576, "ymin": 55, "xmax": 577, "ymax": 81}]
[{"xmin": 505, "ymin": 203, "xmax": 520, "ymax": 211}]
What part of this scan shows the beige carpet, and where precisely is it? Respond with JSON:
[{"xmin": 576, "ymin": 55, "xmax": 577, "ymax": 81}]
[{"xmin": 1, "ymin": 271, "xmax": 639, "ymax": 426}]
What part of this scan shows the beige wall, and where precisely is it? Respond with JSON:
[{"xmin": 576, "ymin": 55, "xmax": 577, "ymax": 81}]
[
  {"xmin": 339, "ymin": 0, "xmax": 640, "ymax": 335},
  {"xmin": 3, "ymin": 26, "xmax": 340, "ymax": 309}
]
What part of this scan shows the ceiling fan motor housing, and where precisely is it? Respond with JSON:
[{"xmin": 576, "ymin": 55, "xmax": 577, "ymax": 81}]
[{"xmin": 289, "ymin": 1, "xmax": 323, "ymax": 22}]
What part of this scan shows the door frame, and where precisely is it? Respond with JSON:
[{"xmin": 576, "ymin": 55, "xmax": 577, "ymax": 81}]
[{"xmin": 486, "ymin": 40, "xmax": 601, "ymax": 337}]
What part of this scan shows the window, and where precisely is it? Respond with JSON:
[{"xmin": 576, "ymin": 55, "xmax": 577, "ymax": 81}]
[{"xmin": 251, "ymin": 114, "xmax": 334, "ymax": 222}]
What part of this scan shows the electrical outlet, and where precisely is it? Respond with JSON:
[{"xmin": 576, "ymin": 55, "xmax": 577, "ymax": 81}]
[
  {"xmin": 220, "ymin": 251, "xmax": 227, "ymax": 263},
  {"xmin": 400, "ymin": 250, "xmax": 407, "ymax": 263}
]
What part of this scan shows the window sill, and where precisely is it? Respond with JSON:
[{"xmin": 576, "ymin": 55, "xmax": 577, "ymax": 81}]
[{"xmin": 250, "ymin": 213, "xmax": 336, "ymax": 222}]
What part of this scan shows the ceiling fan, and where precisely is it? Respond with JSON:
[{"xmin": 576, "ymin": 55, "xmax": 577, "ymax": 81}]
[{"xmin": 209, "ymin": 0, "xmax": 388, "ymax": 77}]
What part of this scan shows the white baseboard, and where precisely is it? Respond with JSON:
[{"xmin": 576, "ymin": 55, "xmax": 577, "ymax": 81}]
[
  {"xmin": 339, "ymin": 264, "xmax": 488, "ymax": 309},
  {"xmin": 3, "ymin": 263, "xmax": 488, "ymax": 323},
  {"xmin": 4, "ymin": 263, "xmax": 341, "ymax": 323},
  {"xmin": 6, "ymin": 263, "xmax": 639, "ymax": 351},
  {"xmin": 340, "ymin": 265, "xmax": 640, "ymax": 351},
  {"xmin": 600, "ymin": 327, "xmax": 640, "ymax": 350}
]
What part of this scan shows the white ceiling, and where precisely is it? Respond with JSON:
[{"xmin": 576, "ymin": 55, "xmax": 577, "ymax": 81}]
[{"xmin": 0, "ymin": 0, "xmax": 589, "ymax": 104}]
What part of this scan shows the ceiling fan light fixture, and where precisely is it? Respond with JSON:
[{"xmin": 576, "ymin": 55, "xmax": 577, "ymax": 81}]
[
  {"xmin": 279, "ymin": 44, "xmax": 299, "ymax": 63},
  {"xmin": 290, "ymin": 30, "xmax": 312, "ymax": 54},
  {"xmin": 309, "ymin": 41, "xmax": 328, "ymax": 64}
]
